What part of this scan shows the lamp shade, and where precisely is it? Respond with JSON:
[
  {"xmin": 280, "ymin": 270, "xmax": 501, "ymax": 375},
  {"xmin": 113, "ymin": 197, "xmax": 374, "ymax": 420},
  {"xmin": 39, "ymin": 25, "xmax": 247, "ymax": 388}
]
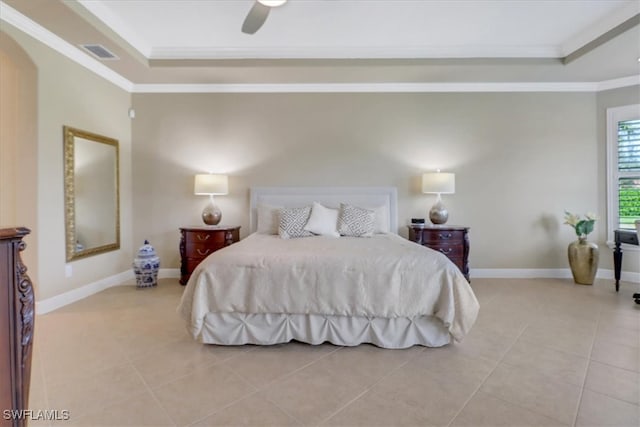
[
  {"xmin": 422, "ymin": 172, "xmax": 455, "ymax": 194},
  {"xmin": 194, "ymin": 174, "xmax": 228, "ymax": 195}
]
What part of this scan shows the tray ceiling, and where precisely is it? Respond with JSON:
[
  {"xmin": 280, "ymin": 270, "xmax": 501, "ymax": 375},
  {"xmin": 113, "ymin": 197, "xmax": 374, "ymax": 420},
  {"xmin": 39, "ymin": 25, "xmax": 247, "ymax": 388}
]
[{"xmin": 1, "ymin": 0, "xmax": 639, "ymax": 88}]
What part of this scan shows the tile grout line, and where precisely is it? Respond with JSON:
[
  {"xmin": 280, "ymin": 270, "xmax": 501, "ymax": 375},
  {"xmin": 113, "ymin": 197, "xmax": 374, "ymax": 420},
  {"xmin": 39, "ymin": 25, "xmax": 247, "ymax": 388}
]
[
  {"xmin": 124, "ymin": 337, "xmax": 257, "ymax": 392},
  {"xmin": 129, "ymin": 360, "xmax": 179, "ymax": 427},
  {"xmin": 187, "ymin": 345, "xmax": 344, "ymax": 427},
  {"xmin": 42, "ymin": 335, "xmax": 133, "ymax": 391},
  {"xmin": 58, "ymin": 353, "xmax": 132, "ymax": 380},
  {"xmin": 571, "ymin": 304, "xmax": 603, "ymax": 427},
  {"xmin": 41, "ymin": 350, "xmax": 144, "ymax": 420},
  {"xmin": 254, "ymin": 345, "xmax": 345, "ymax": 425},
  {"xmin": 172, "ymin": 355, "xmax": 273, "ymax": 425},
  {"xmin": 234, "ymin": 344, "xmax": 343, "ymax": 392},
  {"xmin": 162, "ymin": 344, "xmax": 269, "ymax": 425},
  {"xmin": 581, "ymin": 365, "xmax": 640, "ymax": 405},
  {"xmin": 454, "ymin": 299, "xmax": 604, "ymax": 427},
  {"xmin": 183, "ymin": 385, "xmax": 263, "ymax": 427},
  {"xmin": 317, "ymin": 346, "xmax": 428, "ymax": 425},
  {"xmin": 317, "ymin": 388, "xmax": 371, "ymax": 426},
  {"xmin": 589, "ymin": 339, "xmax": 640, "ymax": 365},
  {"xmin": 33, "ymin": 340, "xmax": 52, "ymax": 427},
  {"xmin": 445, "ymin": 317, "xmax": 532, "ymax": 427},
  {"xmin": 45, "ymin": 354, "xmax": 154, "ymax": 422},
  {"xmin": 127, "ymin": 347, "xmax": 230, "ymax": 391}
]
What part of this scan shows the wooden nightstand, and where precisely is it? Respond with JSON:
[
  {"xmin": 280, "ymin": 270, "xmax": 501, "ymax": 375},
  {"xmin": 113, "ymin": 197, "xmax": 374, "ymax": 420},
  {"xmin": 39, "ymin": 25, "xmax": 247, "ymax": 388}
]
[
  {"xmin": 179, "ymin": 226, "xmax": 240, "ymax": 285},
  {"xmin": 407, "ymin": 225, "xmax": 470, "ymax": 281}
]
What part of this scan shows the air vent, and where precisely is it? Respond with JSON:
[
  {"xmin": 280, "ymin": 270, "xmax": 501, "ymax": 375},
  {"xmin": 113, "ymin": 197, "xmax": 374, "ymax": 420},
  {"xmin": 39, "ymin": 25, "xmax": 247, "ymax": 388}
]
[{"xmin": 80, "ymin": 44, "xmax": 119, "ymax": 60}]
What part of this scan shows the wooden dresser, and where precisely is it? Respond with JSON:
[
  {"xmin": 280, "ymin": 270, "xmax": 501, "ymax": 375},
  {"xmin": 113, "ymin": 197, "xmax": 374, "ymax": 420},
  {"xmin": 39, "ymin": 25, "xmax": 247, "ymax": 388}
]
[
  {"xmin": 179, "ymin": 226, "xmax": 240, "ymax": 285},
  {"xmin": 408, "ymin": 225, "xmax": 470, "ymax": 281},
  {"xmin": 1, "ymin": 227, "xmax": 34, "ymax": 427}
]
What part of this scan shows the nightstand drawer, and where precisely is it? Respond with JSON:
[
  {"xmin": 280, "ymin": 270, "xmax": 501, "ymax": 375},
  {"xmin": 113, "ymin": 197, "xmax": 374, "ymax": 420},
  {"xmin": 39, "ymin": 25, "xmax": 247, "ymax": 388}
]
[
  {"xmin": 428, "ymin": 243, "xmax": 464, "ymax": 258},
  {"xmin": 180, "ymin": 226, "xmax": 241, "ymax": 285},
  {"xmin": 185, "ymin": 231, "xmax": 227, "ymax": 245},
  {"xmin": 186, "ymin": 242, "xmax": 225, "ymax": 258},
  {"xmin": 420, "ymin": 229, "xmax": 465, "ymax": 243}
]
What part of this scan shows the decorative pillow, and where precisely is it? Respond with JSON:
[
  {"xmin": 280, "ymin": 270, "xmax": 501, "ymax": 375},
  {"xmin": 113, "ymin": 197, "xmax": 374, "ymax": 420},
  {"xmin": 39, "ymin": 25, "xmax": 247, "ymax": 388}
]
[
  {"xmin": 372, "ymin": 205, "xmax": 389, "ymax": 233},
  {"xmin": 337, "ymin": 203, "xmax": 376, "ymax": 237},
  {"xmin": 256, "ymin": 204, "xmax": 282, "ymax": 235},
  {"xmin": 279, "ymin": 206, "xmax": 314, "ymax": 239},
  {"xmin": 304, "ymin": 202, "xmax": 340, "ymax": 237}
]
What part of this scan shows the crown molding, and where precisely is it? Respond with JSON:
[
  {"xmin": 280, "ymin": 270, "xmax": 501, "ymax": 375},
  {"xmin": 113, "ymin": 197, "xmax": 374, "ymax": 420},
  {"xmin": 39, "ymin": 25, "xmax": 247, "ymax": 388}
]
[
  {"xmin": 2, "ymin": 1, "xmax": 638, "ymax": 95},
  {"xmin": 596, "ymin": 74, "xmax": 640, "ymax": 91},
  {"xmin": 132, "ymin": 78, "xmax": 640, "ymax": 94},
  {"xmin": 0, "ymin": 1, "xmax": 134, "ymax": 92},
  {"xmin": 132, "ymin": 82, "xmax": 597, "ymax": 93},
  {"xmin": 149, "ymin": 44, "xmax": 562, "ymax": 60}
]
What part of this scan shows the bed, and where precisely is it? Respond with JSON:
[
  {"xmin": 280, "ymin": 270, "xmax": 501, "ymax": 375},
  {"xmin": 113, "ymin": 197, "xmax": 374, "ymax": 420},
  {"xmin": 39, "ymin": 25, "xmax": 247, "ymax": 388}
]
[{"xmin": 178, "ymin": 187, "xmax": 479, "ymax": 348}]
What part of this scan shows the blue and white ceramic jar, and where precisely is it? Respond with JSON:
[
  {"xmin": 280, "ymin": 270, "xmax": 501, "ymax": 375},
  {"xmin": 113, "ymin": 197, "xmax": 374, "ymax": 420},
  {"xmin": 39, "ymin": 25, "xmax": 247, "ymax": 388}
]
[{"xmin": 133, "ymin": 240, "xmax": 160, "ymax": 288}]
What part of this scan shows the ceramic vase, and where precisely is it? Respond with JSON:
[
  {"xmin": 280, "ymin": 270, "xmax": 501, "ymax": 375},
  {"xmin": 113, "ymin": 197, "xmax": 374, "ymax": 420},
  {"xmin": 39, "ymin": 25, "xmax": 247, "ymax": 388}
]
[
  {"xmin": 133, "ymin": 240, "xmax": 160, "ymax": 288},
  {"xmin": 568, "ymin": 237, "xmax": 599, "ymax": 285},
  {"xmin": 429, "ymin": 198, "xmax": 449, "ymax": 224}
]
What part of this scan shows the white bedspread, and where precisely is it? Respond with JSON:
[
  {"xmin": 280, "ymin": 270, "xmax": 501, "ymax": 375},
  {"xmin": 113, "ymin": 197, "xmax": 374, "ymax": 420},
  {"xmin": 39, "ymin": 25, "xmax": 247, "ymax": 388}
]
[{"xmin": 178, "ymin": 233, "xmax": 479, "ymax": 342}]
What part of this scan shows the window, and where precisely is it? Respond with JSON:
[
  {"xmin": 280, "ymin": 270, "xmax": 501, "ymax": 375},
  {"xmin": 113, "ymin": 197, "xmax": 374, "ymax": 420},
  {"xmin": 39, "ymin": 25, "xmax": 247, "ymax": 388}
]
[{"xmin": 607, "ymin": 104, "xmax": 640, "ymax": 242}]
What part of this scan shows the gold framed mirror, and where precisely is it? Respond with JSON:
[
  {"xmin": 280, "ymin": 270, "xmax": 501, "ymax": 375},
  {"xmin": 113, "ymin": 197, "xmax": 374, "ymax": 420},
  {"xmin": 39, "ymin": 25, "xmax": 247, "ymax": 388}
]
[{"xmin": 64, "ymin": 126, "xmax": 120, "ymax": 262}]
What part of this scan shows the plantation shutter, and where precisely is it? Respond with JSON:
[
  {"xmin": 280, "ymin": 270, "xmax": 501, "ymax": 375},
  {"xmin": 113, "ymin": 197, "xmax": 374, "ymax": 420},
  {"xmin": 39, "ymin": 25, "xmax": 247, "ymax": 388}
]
[{"xmin": 617, "ymin": 119, "xmax": 640, "ymax": 229}]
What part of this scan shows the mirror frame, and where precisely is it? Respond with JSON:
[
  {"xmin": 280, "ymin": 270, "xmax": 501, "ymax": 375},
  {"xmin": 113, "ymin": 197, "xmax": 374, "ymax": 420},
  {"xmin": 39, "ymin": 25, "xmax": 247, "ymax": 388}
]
[{"xmin": 63, "ymin": 126, "xmax": 120, "ymax": 262}]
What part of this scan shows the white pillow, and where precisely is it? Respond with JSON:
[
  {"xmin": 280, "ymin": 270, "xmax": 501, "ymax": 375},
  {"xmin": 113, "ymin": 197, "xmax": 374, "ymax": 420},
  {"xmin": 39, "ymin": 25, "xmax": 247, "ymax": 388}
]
[
  {"xmin": 372, "ymin": 205, "xmax": 389, "ymax": 233},
  {"xmin": 304, "ymin": 202, "xmax": 340, "ymax": 237},
  {"xmin": 256, "ymin": 204, "xmax": 282, "ymax": 235},
  {"xmin": 337, "ymin": 203, "xmax": 375, "ymax": 237},
  {"xmin": 279, "ymin": 206, "xmax": 314, "ymax": 239}
]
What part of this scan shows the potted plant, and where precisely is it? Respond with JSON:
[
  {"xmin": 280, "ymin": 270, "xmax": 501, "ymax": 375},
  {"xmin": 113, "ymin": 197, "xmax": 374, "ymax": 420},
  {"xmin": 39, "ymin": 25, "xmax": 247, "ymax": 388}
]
[{"xmin": 564, "ymin": 211, "xmax": 599, "ymax": 285}]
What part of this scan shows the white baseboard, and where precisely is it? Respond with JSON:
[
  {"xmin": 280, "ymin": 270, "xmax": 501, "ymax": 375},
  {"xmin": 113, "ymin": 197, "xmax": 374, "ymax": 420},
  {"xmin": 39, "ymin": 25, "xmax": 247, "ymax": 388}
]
[
  {"xmin": 35, "ymin": 267, "xmax": 638, "ymax": 315},
  {"xmin": 36, "ymin": 268, "xmax": 180, "ymax": 315},
  {"xmin": 471, "ymin": 268, "xmax": 640, "ymax": 283},
  {"xmin": 471, "ymin": 268, "xmax": 572, "ymax": 279},
  {"xmin": 594, "ymin": 269, "xmax": 640, "ymax": 284},
  {"xmin": 158, "ymin": 268, "xmax": 180, "ymax": 279}
]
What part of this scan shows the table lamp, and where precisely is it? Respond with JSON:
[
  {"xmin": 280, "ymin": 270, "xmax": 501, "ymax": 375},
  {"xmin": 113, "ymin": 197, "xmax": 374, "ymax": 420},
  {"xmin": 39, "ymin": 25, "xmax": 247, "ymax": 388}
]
[
  {"xmin": 194, "ymin": 174, "xmax": 228, "ymax": 225},
  {"xmin": 422, "ymin": 170, "xmax": 455, "ymax": 225}
]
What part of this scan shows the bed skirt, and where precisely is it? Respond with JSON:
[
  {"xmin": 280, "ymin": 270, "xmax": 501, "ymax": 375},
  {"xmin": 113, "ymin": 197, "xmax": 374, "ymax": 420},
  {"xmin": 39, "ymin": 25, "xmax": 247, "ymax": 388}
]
[{"xmin": 199, "ymin": 312, "xmax": 452, "ymax": 349}]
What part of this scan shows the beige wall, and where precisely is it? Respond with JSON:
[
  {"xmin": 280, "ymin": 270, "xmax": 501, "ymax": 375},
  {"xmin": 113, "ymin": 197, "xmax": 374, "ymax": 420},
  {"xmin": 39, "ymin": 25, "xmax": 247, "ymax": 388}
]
[
  {"xmin": 131, "ymin": 91, "xmax": 625, "ymax": 273},
  {"xmin": 0, "ymin": 31, "xmax": 38, "ymax": 285},
  {"xmin": 596, "ymin": 85, "xmax": 640, "ymax": 273},
  {"xmin": 1, "ymin": 26, "xmax": 133, "ymax": 300}
]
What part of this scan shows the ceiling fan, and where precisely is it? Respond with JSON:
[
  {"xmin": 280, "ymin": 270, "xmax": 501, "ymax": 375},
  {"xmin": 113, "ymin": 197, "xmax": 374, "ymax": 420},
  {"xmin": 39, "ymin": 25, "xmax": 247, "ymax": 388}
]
[{"xmin": 242, "ymin": 0, "xmax": 288, "ymax": 34}]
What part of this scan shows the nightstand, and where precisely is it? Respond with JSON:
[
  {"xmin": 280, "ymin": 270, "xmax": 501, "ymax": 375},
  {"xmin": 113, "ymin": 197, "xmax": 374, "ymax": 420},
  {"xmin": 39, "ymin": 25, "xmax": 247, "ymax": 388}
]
[
  {"xmin": 179, "ymin": 225, "xmax": 240, "ymax": 285},
  {"xmin": 407, "ymin": 225, "xmax": 470, "ymax": 281}
]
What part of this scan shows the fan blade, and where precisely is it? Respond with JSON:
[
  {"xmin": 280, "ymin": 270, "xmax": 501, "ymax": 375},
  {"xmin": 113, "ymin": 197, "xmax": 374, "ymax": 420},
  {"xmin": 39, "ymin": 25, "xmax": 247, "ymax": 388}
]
[{"xmin": 242, "ymin": 2, "xmax": 271, "ymax": 34}]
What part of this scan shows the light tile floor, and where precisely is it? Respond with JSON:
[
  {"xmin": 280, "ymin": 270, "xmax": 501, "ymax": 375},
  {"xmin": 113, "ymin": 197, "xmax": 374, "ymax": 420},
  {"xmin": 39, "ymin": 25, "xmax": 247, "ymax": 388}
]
[{"xmin": 28, "ymin": 278, "xmax": 640, "ymax": 427}]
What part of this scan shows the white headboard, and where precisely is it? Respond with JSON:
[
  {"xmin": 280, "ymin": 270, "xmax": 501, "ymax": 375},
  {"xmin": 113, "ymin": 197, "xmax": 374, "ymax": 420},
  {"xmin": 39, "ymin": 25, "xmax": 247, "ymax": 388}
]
[{"xmin": 249, "ymin": 187, "xmax": 398, "ymax": 234}]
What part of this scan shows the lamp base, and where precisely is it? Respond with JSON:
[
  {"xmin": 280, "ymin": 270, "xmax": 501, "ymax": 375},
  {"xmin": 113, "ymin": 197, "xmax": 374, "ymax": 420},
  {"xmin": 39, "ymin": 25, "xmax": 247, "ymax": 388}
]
[
  {"xmin": 429, "ymin": 197, "xmax": 449, "ymax": 225},
  {"xmin": 202, "ymin": 196, "xmax": 222, "ymax": 225}
]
